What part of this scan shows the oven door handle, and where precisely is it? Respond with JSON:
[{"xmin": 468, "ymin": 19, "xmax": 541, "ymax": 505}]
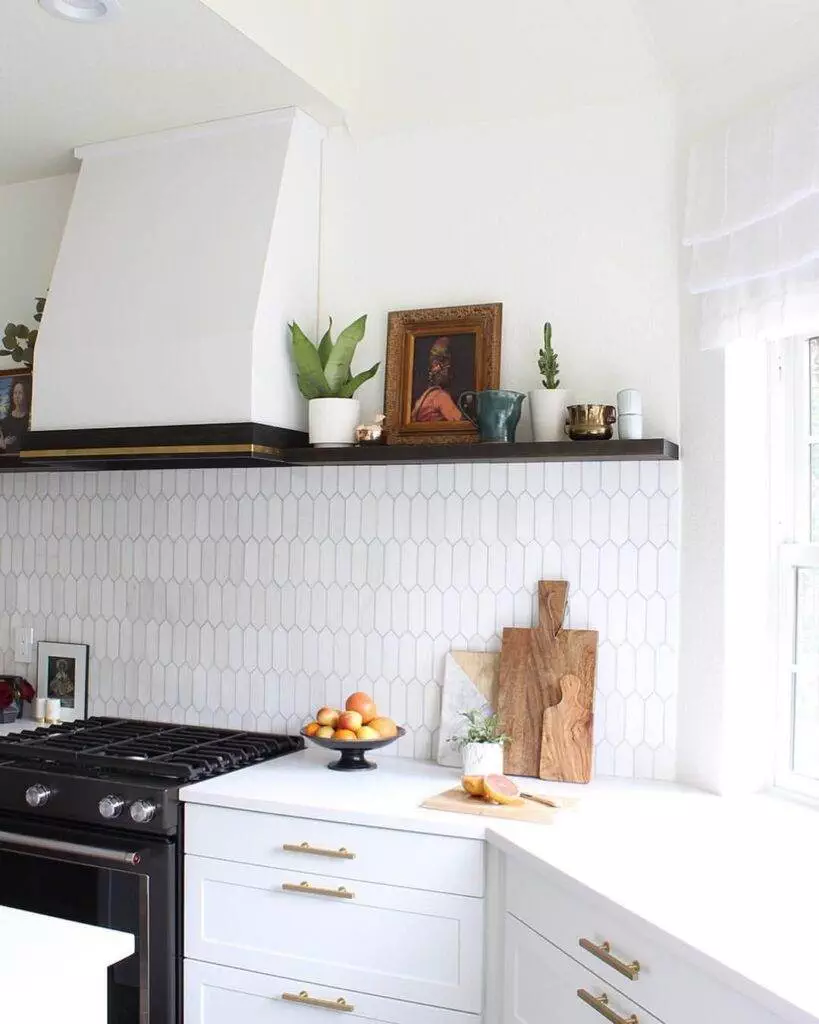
[{"xmin": 0, "ymin": 828, "xmax": 142, "ymax": 866}]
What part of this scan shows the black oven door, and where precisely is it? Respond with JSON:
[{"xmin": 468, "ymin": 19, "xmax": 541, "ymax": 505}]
[{"xmin": 0, "ymin": 811, "xmax": 177, "ymax": 1024}]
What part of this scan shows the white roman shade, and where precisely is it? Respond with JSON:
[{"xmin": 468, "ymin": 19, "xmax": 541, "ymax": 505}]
[{"xmin": 684, "ymin": 78, "xmax": 819, "ymax": 349}]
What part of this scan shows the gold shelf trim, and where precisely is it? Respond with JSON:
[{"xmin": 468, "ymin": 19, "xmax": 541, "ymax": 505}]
[{"xmin": 21, "ymin": 443, "xmax": 283, "ymax": 460}]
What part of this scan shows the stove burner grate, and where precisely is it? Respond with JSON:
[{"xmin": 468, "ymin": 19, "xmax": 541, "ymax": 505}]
[{"xmin": 0, "ymin": 717, "xmax": 303, "ymax": 781}]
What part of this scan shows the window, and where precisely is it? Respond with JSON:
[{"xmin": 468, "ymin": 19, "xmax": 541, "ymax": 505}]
[{"xmin": 775, "ymin": 337, "xmax": 819, "ymax": 797}]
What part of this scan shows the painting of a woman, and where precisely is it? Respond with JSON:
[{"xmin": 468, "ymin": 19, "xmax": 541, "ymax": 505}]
[{"xmin": 0, "ymin": 374, "xmax": 31, "ymax": 454}]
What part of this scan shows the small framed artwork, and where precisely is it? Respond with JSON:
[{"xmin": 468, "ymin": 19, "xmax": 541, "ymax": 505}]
[
  {"xmin": 383, "ymin": 303, "xmax": 502, "ymax": 444},
  {"xmin": 0, "ymin": 369, "xmax": 32, "ymax": 456},
  {"xmin": 37, "ymin": 642, "xmax": 89, "ymax": 722}
]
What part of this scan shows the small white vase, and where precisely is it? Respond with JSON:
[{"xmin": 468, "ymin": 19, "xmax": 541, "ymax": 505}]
[
  {"xmin": 308, "ymin": 398, "xmax": 360, "ymax": 447},
  {"xmin": 461, "ymin": 742, "xmax": 504, "ymax": 776},
  {"xmin": 529, "ymin": 388, "xmax": 573, "ymax": 441}
]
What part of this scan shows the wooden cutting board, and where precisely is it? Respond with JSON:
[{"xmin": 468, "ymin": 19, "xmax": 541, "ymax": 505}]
[
  {"xmin": 497, "ymin": 580, "xmax": 597, "ymax": 782},
  {"xmin": 421, "ymin": 787, "xmax": 559, "ymax": 823}
]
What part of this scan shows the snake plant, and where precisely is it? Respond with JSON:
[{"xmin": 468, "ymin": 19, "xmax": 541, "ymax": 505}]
[{"xmin": 290, "ymin": 315, "xmax": 379, "ymax": 399}]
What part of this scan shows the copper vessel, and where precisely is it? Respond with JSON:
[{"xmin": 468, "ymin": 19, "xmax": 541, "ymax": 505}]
[{"xmin": 565, "ymin": 404, "xmax": 617, "ymax": 441}]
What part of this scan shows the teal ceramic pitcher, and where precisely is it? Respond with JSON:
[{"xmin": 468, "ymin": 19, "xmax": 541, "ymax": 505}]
[{"xmin": 458, "ymin": 389, "xmax": 526, "ymax": 442}]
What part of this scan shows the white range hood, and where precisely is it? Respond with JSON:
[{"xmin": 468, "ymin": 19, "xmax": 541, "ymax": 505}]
[{"xmin": 31, "ymin": 108, "xmax": 323, "ymax": 438}]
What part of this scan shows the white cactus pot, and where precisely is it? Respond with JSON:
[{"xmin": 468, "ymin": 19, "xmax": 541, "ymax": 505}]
[
  {"xmin": 308, "ymin": 398, "xmax": 360, "ymax": 447},
  {"xmin": 461, "ymin": 742, "xmax": 505, "ymax": 776},
  {"xmin": 529, "ymin": 388, "xmax": 573, "ymax": 442}
]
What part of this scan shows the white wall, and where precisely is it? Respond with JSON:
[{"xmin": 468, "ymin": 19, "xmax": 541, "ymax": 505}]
[
  {"xmin": 0, "ymin": 174, "xmax": 76, "ymax": 370},
  {"xmin": 319, "ymin": 98, "xmax": 680, "ymax": 440}
]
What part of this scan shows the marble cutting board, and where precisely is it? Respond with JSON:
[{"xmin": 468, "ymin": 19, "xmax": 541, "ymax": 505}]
[{"xmin": 436, "ymin": 651, "xmax": 500, "ymax": 768}]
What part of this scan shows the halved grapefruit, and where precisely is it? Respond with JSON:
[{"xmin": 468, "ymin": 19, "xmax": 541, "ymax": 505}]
[
  {"xmin": 483, "ymin": 774, "xmax": 523, "ymax": 806},
  {"xmin": 461, "ymin": 775, "xmax": 486, "ymax": 797}
]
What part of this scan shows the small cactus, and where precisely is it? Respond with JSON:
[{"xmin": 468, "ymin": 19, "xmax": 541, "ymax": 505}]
[{"xmin": 538, "ymin": 321, "xmax": 560, "ymax": 389}]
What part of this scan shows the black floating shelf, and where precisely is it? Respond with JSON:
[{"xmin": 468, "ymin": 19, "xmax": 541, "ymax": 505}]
[
  {"xmin": 8, "ymin": 423, "xmax": 678, "ymax": 473},
  {"xmin": 285, "ymin": 438, "xmax": 679, "ymax": 466}
]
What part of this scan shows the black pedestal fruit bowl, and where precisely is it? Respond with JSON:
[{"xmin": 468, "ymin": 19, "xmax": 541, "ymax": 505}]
[{"xmin": 300, "ymin": 727, "xmax": 406, "ymax": 770}]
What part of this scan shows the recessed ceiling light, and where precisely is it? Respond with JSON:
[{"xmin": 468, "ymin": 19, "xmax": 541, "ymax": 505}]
[{"xmin": 38, "ymin": 0, "xmax": 120, "ymax": 23}]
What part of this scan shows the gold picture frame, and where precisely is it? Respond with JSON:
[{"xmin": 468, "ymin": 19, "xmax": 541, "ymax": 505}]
[{"xmin": 383, "ymin": 303, "xmax": 502, "ymax": 445}]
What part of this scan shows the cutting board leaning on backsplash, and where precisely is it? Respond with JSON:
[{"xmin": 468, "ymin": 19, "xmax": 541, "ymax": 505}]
[
  {"xmin": 437, "ymin": 651, "xmax": 500, "ymax": 768},
  {"xmin": 497, "ymin": 580, "xmax": 597, "ymax": 782}
]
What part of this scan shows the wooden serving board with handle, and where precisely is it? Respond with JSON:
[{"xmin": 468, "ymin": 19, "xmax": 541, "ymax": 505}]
[{"xmin": 497, "ymin": 580, "xmax": 597, "ymax": 782}]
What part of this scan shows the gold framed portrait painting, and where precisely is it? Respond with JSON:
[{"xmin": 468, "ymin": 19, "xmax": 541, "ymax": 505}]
[{"xmin": 383, "ymin": 303, "xmax": 502, "ymax": 445}]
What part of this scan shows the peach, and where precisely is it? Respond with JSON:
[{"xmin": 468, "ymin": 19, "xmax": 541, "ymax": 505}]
[
  {"xmin": 316, "ymin": 706, "xmax": 340, "ymax": 728},
  {"xmin": 333, "ymin": 729, "xmax": 357, "ymax": 741},
  {"xmin": 369, "ymin": 716, "xmax": 398, "ymax": 738},
  {"xmin": 315, "ymin": 725, "xmax": 335, "ymax": 739},
  {"xmin": 303, "ymin": 721, "xmax": 320, "ymax": 737},
  {"xmin": 345, "ymin": 692, "xmax": 377, "ymax": 723},
  {"xmin": 356, "ymin": 725, "xmax": 380, "ymax": 741},
  {"xmin": 337, "ymin": 710, "xmax": 363, "ymax": 732}
]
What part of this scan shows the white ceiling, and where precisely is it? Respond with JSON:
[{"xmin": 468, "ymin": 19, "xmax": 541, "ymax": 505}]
[
  {"xmin": 0, "ymin": 0, "xmax": 342, "ymax": 185},
  {"xmin": 5, "ymin": 0, "xmax": 819, "ymax": 185},
  {"xmin": 207, "ymin": 0, "xmax": 819, "ymax": 138}
]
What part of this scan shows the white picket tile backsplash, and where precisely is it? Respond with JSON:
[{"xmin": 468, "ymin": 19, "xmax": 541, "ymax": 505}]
[{"xmin": 0, "ymin": 460, "xmax": 679, "ymax": 778}]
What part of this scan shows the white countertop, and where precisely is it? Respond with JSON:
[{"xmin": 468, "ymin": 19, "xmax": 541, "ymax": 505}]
[
  {"xmin": 1, "ymin": 905, "xmax": 134, "ymax": 970},
  {"xmin": 183, "ymin": 748, "xmax": 819, "ymax": 1024},
  {"xmin": 1, "ymin": 905, "xmax": 134, "ymax": 1022}
]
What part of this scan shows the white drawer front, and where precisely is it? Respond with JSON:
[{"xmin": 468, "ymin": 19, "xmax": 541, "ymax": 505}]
[
  {"xmin": 185, "ymin": 855, "xmax": 484, "ymax": 1013},
  {"xmin": 185, "ymin": 804, "xmax": 484, "ymax": 897},
  {"xmin": 506, "ymin": 861, "xmax": 786, "ymax": 1024},
  {"xmin": 185, "ymin": 959, "xmax": 480, "ymax": 1024},
  {"xmin": 504, "ymin": 914, "xmax": 661, "ymax": 1024}
]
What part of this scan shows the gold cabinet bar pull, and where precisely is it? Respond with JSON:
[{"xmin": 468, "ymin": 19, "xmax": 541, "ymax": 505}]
[
  {"xmin": 283, "ymin": 841, "xmax": 356, "ymax": 860},
  {"xmin": 282, "ymin": 991, "xmax": 354, "ymax": 1013},
  {"xmin": 579, "ymin": 938, "xmax": 641, "ymax": 980},
  {"xmin": 282, "ymin": 881, "xmax": 355, "ymax": 899},
  {"xmin": 577, "ymin": 989, "xmax": 638, "ymax": 1024}
]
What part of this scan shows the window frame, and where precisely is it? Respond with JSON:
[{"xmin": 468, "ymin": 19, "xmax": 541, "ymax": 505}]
[{"xmin": 772, "ymin": 336, "xmax": 819, "ymax": 799}]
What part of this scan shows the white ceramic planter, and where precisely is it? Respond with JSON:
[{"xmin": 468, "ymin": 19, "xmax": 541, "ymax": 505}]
[
  {"xmin": 529, "ymin": 388, "xmax": 572, "ymax": 441},
  {"xmin": 461, "ymin": 742, "xmax": 504, "ymax": 776},
  {"xmin": 308, "ymin": 398, "xmax": 360, "ymax": 447}
]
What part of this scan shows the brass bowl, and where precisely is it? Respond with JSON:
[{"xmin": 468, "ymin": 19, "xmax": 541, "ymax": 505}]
[{"xmin": 565, "ymin": 404, "xmax": 617, "ymax": 441}]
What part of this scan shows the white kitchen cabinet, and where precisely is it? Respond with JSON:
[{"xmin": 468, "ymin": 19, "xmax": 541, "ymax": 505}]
[
  {"xmin": 185, "ymin": 854, "xmax": 484, "ymax": 1013},
  {"xmin": 504, "ymin": 857, "xmax": 792, "ymax": 1024},
  {"xmin": 185, "ymin": 803, "xmax": 484, "ymax": 897},
  {"xmin": 504, "ymin": 913, "xmax": 661, "ymax": 1024},
  {"xmin": 185, "ymin": 960, "xmax": 479, "ymax": 1024}
]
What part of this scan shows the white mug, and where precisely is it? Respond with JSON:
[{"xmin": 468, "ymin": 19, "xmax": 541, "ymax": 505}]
[{"xmin": 45, "ymin": 698, "xmax": 61, "ymax": 725}]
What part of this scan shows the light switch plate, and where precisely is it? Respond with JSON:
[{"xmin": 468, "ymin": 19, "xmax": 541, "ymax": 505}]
[{"xmin": 15, "ymin": 627, "xmax": 34, "ymax": 663}]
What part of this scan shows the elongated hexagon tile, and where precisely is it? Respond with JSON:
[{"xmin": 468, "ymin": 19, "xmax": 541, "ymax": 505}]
[{"xmin": 1, "ymin": 461, "xmax": 678, "ymax": 780}]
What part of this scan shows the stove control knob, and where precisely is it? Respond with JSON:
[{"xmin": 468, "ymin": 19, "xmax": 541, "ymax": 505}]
[
  {"xmin": 99, "ymin": 795, "xmax": 124, "ymax": 820},
  {"xmin": 130, "ymin": 799, "xmax": 156, "ymax": 824},
  {"xmin": 25, "ymin": 784, "xmax": 51, "ymax": 808}
]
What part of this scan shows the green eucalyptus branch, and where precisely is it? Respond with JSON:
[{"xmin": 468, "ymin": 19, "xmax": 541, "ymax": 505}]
[{"xmin": 452, "ymin": 708, "xmax": 511, "ymax": 749}]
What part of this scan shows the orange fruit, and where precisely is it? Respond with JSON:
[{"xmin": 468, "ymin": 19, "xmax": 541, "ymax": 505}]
[
  {"xmin": 304, "ymin": 721, "xmax": 320, "ymax": 737},
  {"xmin": 483, "ymin": 774, "xmax": 523, "ymax": 806},
  {"xmin": 369, "ymin": 716, "xmax": 398, "ymax": 738},
  {"xmin": 345, "ymin": 692, "xmax": 377, "ymax": 723},
  {"xmin": 333, "ymin": 729, "xmax": 357, "ymax": 741}
]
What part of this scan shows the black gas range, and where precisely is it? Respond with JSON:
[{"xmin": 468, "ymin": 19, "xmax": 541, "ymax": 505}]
[{"xmin": 0, "ymin": 716, "xmax": 303, "ymax": 1023}]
